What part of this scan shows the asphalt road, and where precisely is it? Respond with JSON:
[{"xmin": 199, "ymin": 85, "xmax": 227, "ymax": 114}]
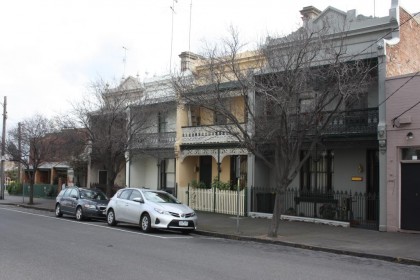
[{"xmin": 0, "ymin": 205, "xmax": 419, "ymax": 280}]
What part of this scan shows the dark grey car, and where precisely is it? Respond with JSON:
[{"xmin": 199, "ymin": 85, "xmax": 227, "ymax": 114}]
[{"xmin": 55, "ymin": 187, "xmax": 109, "ymax": 221}]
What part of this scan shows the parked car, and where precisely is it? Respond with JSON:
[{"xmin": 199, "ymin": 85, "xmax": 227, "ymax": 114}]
[
  {"xmin": 55, "ymin": 187, "xmax": 109, "ymax": 221},
  {"xmin": 106, "ymin": 188, "xmax": 197, "ymax": 234}
]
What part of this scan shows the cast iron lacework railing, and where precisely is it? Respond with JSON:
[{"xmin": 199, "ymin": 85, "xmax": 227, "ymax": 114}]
[
  {"xmin": 322, "ymin": 108, "xmax": 378, "ymax": 136},
  {"xmin": 132, "ymin": 132, "xmax": 176, "ymax": 149},
  {"xmin": 181, "ymin": 124, "xmax": 245, "ymax": 145},
  {"xmin": 257, "ymin": 108, "xmax": 378, "ymax": 137}
]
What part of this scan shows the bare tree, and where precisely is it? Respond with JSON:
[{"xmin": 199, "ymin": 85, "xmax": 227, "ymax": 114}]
[
  {"xmin": 69, "ymin": 77, "xmax": 173, "ymax": 196},
  {"xmin": 7, "ymin": 115, "xmax": 60, "ymax": 204},
  {"xmin": 173, "ymin": 24, "xmax": 375, "ymax": 237}
]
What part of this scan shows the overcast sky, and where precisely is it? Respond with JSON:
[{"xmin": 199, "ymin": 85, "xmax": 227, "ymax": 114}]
[{"xmin": 1, "ymin": 0, "xmax": 418, "ymax": 128}]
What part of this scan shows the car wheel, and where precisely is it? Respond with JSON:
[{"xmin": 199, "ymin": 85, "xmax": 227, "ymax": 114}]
[
  {"xmin": 75, "ymin": 206, "xmax": 84, "ymax": 221},
  {"xmin": 107, "ymin": 209, "xmax": 117, "ymax": 226},
  {"xmin": 55, "ymin": 204, "xmax": 63, "ymax": 217},
  {"xmin": 140, "ymin": 213, "xmax": 152, "ymax": 232}
]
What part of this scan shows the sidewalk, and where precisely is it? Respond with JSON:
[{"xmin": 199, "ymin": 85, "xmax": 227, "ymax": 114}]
[{"xmin": 1, "ymin": 193, "xmax": 419, "ymax": 266}]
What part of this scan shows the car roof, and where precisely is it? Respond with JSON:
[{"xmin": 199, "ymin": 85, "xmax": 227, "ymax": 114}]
[
  {"xmin": 65, "ymin": 187, "xmax": 104, "ymax": 192},
  {"xmin": 124, "ymin": 188, "xmax": 163, "ymax": 193}
]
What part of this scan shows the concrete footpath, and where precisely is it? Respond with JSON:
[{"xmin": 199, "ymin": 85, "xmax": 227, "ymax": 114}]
[{"xmin": 1, "ymin": 193, "xmax": 419, "ymax": 266}]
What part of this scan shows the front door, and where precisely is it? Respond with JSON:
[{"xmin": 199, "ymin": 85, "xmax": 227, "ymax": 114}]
[
  {"xmin": 366, "ymin": 150, "xmax": 379, "ymax": 222},
  {"xmin": 401, "ymin": 162, "xmax": 420, "ymax": 231},
  {"xmin": 199, "ymin": 156, "xmax": 212, "ymax": 188}
]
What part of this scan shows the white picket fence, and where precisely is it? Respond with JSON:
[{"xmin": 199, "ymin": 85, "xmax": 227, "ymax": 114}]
[{"xmin": 177, "ymin": 187, "xmax": 246, "ymax": 216}]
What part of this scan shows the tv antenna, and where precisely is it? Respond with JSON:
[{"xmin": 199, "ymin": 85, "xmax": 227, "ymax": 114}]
[
  {"xmin": 169, "ymin": 0, "xmax": 178, "ymax": 73},
  {"xmin": 188, "ymin": 0, "xmax": 192, "ymax": 52},
  {"xmin": 122, "ymin": 46, "xmax": 128, "ymax": 78}
]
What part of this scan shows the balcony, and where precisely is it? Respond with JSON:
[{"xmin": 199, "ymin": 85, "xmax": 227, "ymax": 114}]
[
  {"xmin": 131, "ymin": 132, "xmax": 176, "ymax": 150},
  {"xmin": 181, "ymin": 124, "xmax": 244, "ymax": 145},
  {"xmin": 322, "ymin": 108, "xmax": 378, "ymax": 136}
]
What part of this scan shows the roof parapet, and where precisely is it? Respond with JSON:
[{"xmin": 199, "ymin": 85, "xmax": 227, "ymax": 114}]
[
  {"xmin": 179, "ymin": 51, "xmax": 203, "ymax": 72},
  {"xmin": 300, "ymin": 6, "xmax": 321, "ymax": 26}
]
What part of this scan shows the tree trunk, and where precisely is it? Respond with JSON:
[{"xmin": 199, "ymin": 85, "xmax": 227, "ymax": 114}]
[
  {"xmin": 268, "ymin": 190, "xmax": 284, "ymax": 237},
  {"xmin": 106, "ymin": 177, "xmax": 114, "ymax": 198},
  {"xmin": 29, "ymin": 180, "xmax": 34, "ymax": 205}
]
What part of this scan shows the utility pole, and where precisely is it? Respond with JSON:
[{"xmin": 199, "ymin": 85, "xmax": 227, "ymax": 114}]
[
  {"xmin": 18, "ymin": 122, "xmax": 23, "ymax": 203},
  {"xmin": 17, "ymin": 122, "xmax": 21, "ymax": 185},
  {"xmin": 0, "ymin": 96, "xmax": 7, "ymax": 200}
]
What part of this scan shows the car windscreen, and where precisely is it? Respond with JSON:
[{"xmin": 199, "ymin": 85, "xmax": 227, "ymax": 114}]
[
  {"xmin": 143, "ymin": 191, "xmax": 180, "ymax": 204},
  {"xmin": 80, "ymin": 190, "xmax": 108, "ymax": 200}
]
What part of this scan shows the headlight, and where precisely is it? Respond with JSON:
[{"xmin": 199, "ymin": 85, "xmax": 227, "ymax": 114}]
[
  {"xmin": 83, "ymin": 204, "xmax": 96, "ymax": 209},
  {"xmin": 191, "ymin": 212, "xmax": 196, "ymax": 217},
  {"xmin": 154, "ymin": 208, "xmax": 170, "ymax": 215}
]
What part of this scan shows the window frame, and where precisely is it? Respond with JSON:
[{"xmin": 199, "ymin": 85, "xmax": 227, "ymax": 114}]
[
  {"xmin": 300, "ymin": 150, "xmax": 334, "ymax": 192},
  {"xmin": 158, "ymin": 112, "xmax": 168, "ymax": 133}
]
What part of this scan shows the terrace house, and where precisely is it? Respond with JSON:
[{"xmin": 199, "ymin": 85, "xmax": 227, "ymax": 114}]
[
  {"xmin": 175, "ymin": 1, "xmax": 420, "ymax": 231},
  {"xmin": 126, "ymin": 75, "xmax": 177, "ymax": 192},
  {"xmin": 88, "ymin": 75, "xmax": 178, "ymax": 193}
]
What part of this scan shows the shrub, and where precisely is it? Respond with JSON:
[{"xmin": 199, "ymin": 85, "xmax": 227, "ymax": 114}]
[
  {"xmin": 190, "ymin": 179, "xmax": 208, "ymax": 189},
  {"xmin": 7, "ymin": 182, "xmax": 23, "ymax": 195},
  {"xmin": 211, "ymin": 177, "xmax": 234, "ymax": 190}
]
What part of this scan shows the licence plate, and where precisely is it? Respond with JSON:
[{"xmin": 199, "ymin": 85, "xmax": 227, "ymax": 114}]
[{"xmin": 179, "ymin": 221, "xmax": 189, "ymax": 226}]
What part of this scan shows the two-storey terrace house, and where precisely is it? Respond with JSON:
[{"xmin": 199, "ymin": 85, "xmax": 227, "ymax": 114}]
[
  {"xmin": 174, "ymin": 1, "xmax": 420, "ymax": 231},
  {"xmin": 254, "ymin": 1, "xmax": 420, "ymax": 231},
  {"xmin": 126, "ymin": 75, "xmax": 177, "ymax": 192},
  {"xmin": 90, "ymin": 75, "xmax": 177, "ymax": 193},
  {"xmin": 175, "ymin": 51, "xmax": 261, "ymax": 214},
  {"xmin": 87, "ymin": 76, "xmax": 142, "ymax": 190}
]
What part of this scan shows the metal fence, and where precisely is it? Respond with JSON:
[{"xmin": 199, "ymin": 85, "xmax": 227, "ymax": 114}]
[
  {"xmin": 178, "ymin": 185, "xmax": 378, "ymax": 229},
  {"xmin": 251, "ymin": 187, "xmax": 379, "ymax": 230},
  {"xmin": 7, "ymin": 184, "xmax": 58, "ymax": 199}
]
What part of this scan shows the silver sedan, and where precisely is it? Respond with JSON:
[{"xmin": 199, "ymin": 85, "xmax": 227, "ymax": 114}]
[{"xmin": 105, "ymin": 188, "xmax": 197, "ymax": 234}]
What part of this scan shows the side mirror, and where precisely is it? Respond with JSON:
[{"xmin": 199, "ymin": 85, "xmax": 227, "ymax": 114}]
[
  {"xmin": 71, "ymin": 194, "xmax": 78, "ymax": 199},
  {"xmin": 132, "ymin": 197, "xmax": 144, "ymax": 204}
]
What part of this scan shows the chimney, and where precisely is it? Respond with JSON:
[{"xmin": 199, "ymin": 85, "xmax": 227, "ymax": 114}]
[
  {"xmin": 300, "ymin": 6, "xmax": 321, "ymax": 25},
  {"xmin": 179, "ymin": 51, "xmax": 201, "ymax": 72}
]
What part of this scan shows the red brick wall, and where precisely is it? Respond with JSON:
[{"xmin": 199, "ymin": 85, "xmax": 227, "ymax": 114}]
[{"xmin": 386, "ymin": 8, "xmax": 420, "ymax": 77}]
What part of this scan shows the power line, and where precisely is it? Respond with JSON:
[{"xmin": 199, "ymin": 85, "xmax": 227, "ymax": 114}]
[
  {"xmin": 393, "ymin": 98, "xmax": 420, "ymax": 123},
  {"xmin": 347, "ymin": 11, "xmax": 420, "ymax": 63},
  {"xmin": 378, "ymin": 71, "xmax": 420, "ymax": 108},
  {"xmin": 340, "ymin": 10, "xmax": 420, "ymax": 117},
  {"xmin": 391, "ymin": 73, "xmax": 420, "ymax": 123}
]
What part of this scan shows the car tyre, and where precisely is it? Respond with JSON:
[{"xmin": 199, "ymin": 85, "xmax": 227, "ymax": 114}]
[
  {"xmin": 107, "ymin": 209, "xmax": 117, "ymax": 226},
  {"xmin": 140, "ymin": 213, "xmax": 152, "ymax": 233},
  {"xmin": 75, "ymin": 206, "xmax": 84, "ymax": 221},
  {"xmin": 55, "ymin": 204, "xmax": 63, "ymax": 217}
]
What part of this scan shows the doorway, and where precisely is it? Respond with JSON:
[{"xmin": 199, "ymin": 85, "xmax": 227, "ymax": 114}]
[
  {"xmin": 401, "ymin": 162, "xmax": 420, "ymax": 231},
  {"xmin": 366, "ymin": 150, "xmax": 379, "ymax": 222},
  {"xmin": 98, "ymin": 170, "xmax": 107, "ymax": 185},
  {"xmin": 199, "ymin": 156, "xmax": 212, "ymax": 188}
]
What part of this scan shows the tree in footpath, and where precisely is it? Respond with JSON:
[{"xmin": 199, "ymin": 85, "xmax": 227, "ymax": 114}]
[{"xmin": 7, "ymin": 115, "xmax": 61, "ymax": 204}]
